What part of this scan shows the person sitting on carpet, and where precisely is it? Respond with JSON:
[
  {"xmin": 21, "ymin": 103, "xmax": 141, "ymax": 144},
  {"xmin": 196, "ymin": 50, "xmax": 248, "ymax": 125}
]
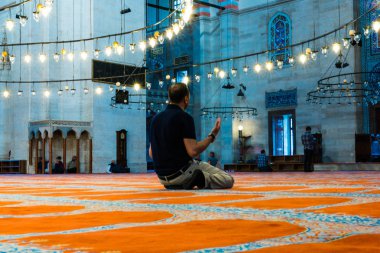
[
  {"xmin": 149, "ymin": 83, "xmax": 234, "ymax": 190},
  {"xmin": 207, "ymin": 151, "xmax": 218, "ymax": 167},
  {"xmin": 53, "ymin": 156, "xmax": 64, "ymax": 174},
  {"xmin": 257, "ymin": 149, "xmax": 272, "ymax": 172},
  {"xmin": 107, "ymin": 160, "xmax": 129, "ymax": 173},
  {"xmin": 67, "ymin": 156, "xmax": 77, "ymax": 174}
]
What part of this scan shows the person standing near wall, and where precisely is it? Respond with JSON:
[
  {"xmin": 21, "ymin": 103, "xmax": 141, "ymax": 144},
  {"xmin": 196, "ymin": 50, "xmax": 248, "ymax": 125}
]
[{"xmin": 301, "ymin": 126, "xmax": 316, "ymax": 172}]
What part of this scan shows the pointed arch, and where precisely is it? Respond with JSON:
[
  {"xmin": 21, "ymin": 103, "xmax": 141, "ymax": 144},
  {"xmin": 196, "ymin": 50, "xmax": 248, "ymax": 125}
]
[{"xmin": 268, "ymin": 12, "xmax": 292, "ymax": 63}]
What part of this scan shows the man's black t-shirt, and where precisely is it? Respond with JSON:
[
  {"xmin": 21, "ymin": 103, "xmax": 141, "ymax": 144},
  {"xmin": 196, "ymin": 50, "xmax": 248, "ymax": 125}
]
[{"xmin": 150, "ymin": 104, "xmax": 196, "ymax": 176}]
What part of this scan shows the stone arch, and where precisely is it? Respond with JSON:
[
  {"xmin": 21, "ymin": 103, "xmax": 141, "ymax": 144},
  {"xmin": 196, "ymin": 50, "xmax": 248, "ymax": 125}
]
[
  {"xmin": 79, "ymin": 131, "xmax": 90, "ymax": 173},
  {"xmin": 268, "ymin": 12, "xmax": 292, "ymax": 63}
]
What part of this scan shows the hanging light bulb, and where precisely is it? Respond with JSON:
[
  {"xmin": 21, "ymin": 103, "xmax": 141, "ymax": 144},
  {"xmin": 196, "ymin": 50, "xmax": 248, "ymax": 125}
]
[
  {"xmin": 243, "ymin": 65, "xmax": 249, "ymax": 73},
  {"xmin": 112, "ymin": 41, "xmax": 119, "ymax": 49},
  {"xmin": 139, "ymin": 41, "xmax": 147, "ymax": 51},
  {"xmin": 265, "ymin": 61, "xmax": 274, "ymax": 71},
  {"xmin": 173, "ymin": 23, "xmax": 180, "ymax": 35},
  {"xmin": 19, "ymin": 15, "xmax": 28, "ymax": 27},
  {"xmin": 116, "ymin": 82, "xmax": 121, "ymax": 87},
  {"xmin": 45, "ymin": 0, "xmax": 54, "ymax": 7},
  {"xmin": 70, "ymin": 87, "xmax": 76, "ymax": 95},
  {"xmin": 342, "ymin": 38, "xmax": 350, "ymax": 49},
  {"xmin": 218, "ymin": 70, "xmax": 226, "ymax": 79},
  {"xmin": 53, "ymin": 53, "xmax": 60, "ymax": 62},
  {"xmin": 158, "ymin": 34, "xmax": 165, "ymax": 44},
  {"xmin": 80, "ymin": 50, "xmax": 88, "ymax": 60},
  {"xmin": 159, "ymin": 80, "xmax": 164, "ymax": 88},
  {"xmin": 254, "ymin": 63, "xmax": 262, "ymax": 73},
  {"xmin": 33, "ymin": 11, "xmax": 40, "ymax": 22},
  {"xmin": 354, "ymin": 33, "xmax": 361, "ymax": 43},
  {"xmin": 9, "ymin": 54, "xmax": 15, "ymax": 64},
  {"xmin": 67, "ymin": 52, "xmax": 74, "ymax": 61},
  {"xmin": 17, "ymin": 90, "xmax": 23, "ymax": 96},
  {"xmin": 134, "ymin": 82, "xmax": 141, "ymax": 91},
  {"xmin": 83, "ymin": 87, "xmax": 89, "ymax": 94},
  {"xmin": 213, "ymin": 67, "xmax": 220, "ymax": 75},
  {"xmin": 277, "ymin": 60, "xmax": 284, "ymax": 69},
  {"xmin": 31, "ymin": 89, "xmax": 36, "ymax": 96},
  {"xmin": 165, "ymin": 74, "xmax": 171, "ymax": 80},
  {"xmin": 207, "ymin": 72, "xmax": 213, "ymax": 80},
  {"xmin": 116, "ymin": 45, "xmax": 124, "ymax": 55},
  {"xmin": 298, "ymin": 53, "xmax": 307, "ymax": 64},
  {"xmin": 43, "ymin": 89, "xmax": 50, "ymax": 97},
  {"xmin": 41, "ymin": 5, "xmax": 52, "ymax": 17},
  {"xmin": 39, "ymin": 52, "xmax": 47, "ymax": 63},
  {"xmin": 311, "ymin": 51, "xmax": 318, "ymax": 61},
  {"xmin": 61, "ymin": 48, "xmax": 67, "ymax": 56},
  {"xmin": 321, "ymin": 46, "xmax": 329, "ymax": 57},
  {"xmin": 57, "ymin": 89, "xmax": 63, "ymax": 96},
  {"xmin": 178, "ymin": 19, "xmax": 186, "ymax": 30},
  {"xmin": 183, "ymin": 76, "xmax": 190, "ymax": 85},
  {"xmin": 149, "ymin": 37, "xmax": 157, "ymax": 48},
  {"xmin": 94, "ymin": 49, "xmax": 101, "ymax": 58},
  {"xmin": 171, "ymin": 78, "xmax": 176, "ymax": 83},
  {"xmin": 109, "ymin": 85, "xmax": 114, "ymax": 92},
  {"xmin": 6, "ymin": 19, "xmax": 15, "ymax": 31},
  {"xmin": 332, "ymin": 42, "xmax": 341, "ymax": 54},
  {"xmin": 36, "ymin": 3, "xmax": 44, "ymax": 12},
  {"xmin": 129, "ymin": 43, "xmax": 136, "ymax": 53},
  {"xmin": 105, "ymin": 46, "xmax": 112, "ymax": 56},
  {"xmin": 363, "ymin": 26, "xmax": 371, "ymax": 39},
  {"xmin": 372, "ymin": 17, "xmax": 380, "ymax": 33},
  {"xmin": 195, "ymin": 75, "xmax": 201, "ymax": 83},
  {"xmin": 64, "ymin": 84, "xmax": 70, "ymax": 91},
  {"xmin": 231, "ymin": 67, "xmax": 238, "ymax": 77},
  {"xmin": 288, "ymin": 56, "xmax": 295, "ymax": 66},
  {"xmin": 166, "ymin": 28, "xmax": 174, "ymax": 40},
  {"xmin": 24, "ymin": 53, "xmax": 31, "ymax": 63},
  {"xmin": 3, "ymin": 90, "xmax": 10, "ymax": 98},
  {"xmin": 146, "ymin": 82, "xmax": 152, "ymax": 90}
]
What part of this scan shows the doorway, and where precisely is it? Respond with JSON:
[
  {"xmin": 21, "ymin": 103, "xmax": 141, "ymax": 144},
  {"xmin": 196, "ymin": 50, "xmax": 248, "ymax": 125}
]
[{"xmin": 268, "ymin": 110, "xmax": 296, "ymax": 156}]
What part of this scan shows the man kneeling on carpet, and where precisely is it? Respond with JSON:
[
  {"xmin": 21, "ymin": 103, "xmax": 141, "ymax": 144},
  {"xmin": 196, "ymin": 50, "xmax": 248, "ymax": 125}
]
[{"xmin": 149, "ymin": 83, "xmax": 234, "ymax": 190}]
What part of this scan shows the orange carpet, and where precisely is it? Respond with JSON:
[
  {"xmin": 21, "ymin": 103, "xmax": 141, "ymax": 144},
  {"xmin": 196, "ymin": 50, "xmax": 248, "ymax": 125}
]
[{"xmin": 0, "ymin": 171, "xmax": 378, "ymax": 252}]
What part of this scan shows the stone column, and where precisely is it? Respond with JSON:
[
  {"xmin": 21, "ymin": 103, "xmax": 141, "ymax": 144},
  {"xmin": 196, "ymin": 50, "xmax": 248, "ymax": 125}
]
[
  {"xmin": 76, "ymin": 138, "xmax": 80, "ymax": 173},
  {"xmin": 63, "ymin": 138, "xmax": 67, "ymax": 174},
  {"xmin": 42, "ymin": 138, "xmax": 46, "ymax": 174},
  {"xmin": 34, "ymin": 137, "xmax": 39, "ymax": 173},
  {"xmin": 49, "ymin": 138, "xmax": 53, "ymax": 174},
  {"xmin": 29, "ymin": 138, "xmax": 33, "ymax": 166},
  {"xmin": 89, "ymin": 138, "xmax": 93, "ymax": 174}
]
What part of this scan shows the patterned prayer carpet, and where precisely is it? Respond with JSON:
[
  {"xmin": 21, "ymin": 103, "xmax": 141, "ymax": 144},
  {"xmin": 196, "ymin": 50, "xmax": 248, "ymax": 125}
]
[{"xmin": 0, "ymin": 171, "xmax": 379, "ymax": 252}]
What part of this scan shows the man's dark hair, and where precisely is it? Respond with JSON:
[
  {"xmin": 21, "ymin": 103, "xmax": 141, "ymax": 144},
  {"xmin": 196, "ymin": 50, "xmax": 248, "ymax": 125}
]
[
  {"xmin": 306, "ymin": 126, "xmax": 311, "ymax": 131},
  {"xmin": 168, "ymin": 83, "xmax": 190, "ymax": 104},
  {"xmin": 56, "ymin": 156, "xmax": 62, "ymax": 160},
  {"xmin": 261, "ymin": 149, "xmax": 265, "ymax": 154}
]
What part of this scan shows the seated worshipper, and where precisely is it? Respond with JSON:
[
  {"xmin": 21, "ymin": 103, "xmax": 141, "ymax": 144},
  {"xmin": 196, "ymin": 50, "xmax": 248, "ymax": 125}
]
[
  {"xmin": 53, "ymin": 156, "xmax": 64, "ymax": 174},
  {"xmin": 207, "ymin": 151, "xmax": 218, "ymax": 167},
  {"xmin": 107, "ymin": 160, "xmax": 129, "ymax": 173},
  {"xmin": 37, "ymin": 157, "xmax": 43, "ymax": 174},
  {"xmin": 67, "ymin": 156, "xmax": 77, "ymax": 173},
  {"xmin": 256, "ymin": 149, "xmax": 272, "ymax": 172},
  {"xmin": 149, "ymin": 83, "xmax": 234, "ymax": 190}
]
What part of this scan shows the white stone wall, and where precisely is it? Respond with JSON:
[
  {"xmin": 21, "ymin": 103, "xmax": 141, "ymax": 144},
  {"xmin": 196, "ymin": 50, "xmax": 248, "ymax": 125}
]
[{"xmin": 0, "ymin": 0, "xmax": 146, "ymax": 172}]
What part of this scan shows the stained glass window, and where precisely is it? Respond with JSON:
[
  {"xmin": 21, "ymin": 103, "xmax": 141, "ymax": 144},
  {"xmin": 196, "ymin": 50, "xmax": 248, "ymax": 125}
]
[{"xmin": 269, "ymin": 13, "xmax": 292, "ymax": 63}]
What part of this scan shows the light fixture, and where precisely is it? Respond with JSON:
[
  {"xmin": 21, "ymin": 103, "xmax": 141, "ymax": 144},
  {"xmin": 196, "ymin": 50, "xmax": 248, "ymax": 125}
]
[
  {"xmin": 372, "ymin": 16, "xmax": 380, "ymax": 33},
  {"xmin": 214, "ymin": 67, "xmax": 220, "ymax": 75},
  {"xmin": 231, "ymin": 67, "xmax": 238, "ymax": 77},
  {"xmin": 116, "ymin": 81, "xmax": 121, "ymax": 87},
  {"xmin": 265, "ymin": 61, "xmax": 274, "ymax": 71},
  {"xmin": 219, "ymin": 70, "xmax": 226, "ymax": 79},
  {"xmin": 67, "ymin": 52, "xmax": 74, "ymax": 61},
  {"xmin": 6, "ymin": 19, "xmax": 15, "ymax": 31},
  {"xmin": 134, "ymin": 82, "xmax": 141, "ymax": 91},
  {"xmin": 305, "ymin": 48, "xmax": 312, "ymax": 55},
  {"xmin": 277, "ymin": 60, "xmax": 284, "ymax": 69},
  {"xmin": 254, "ymin": 63, "xmax": 262, "ymax": 73},
  {"xmin": 112, "ymin": 41, "xmax": 119, "ymax": 49},
  {"xmin": 129, "ymin": 43, "xmax": 136, "ymax": 53},
  {"xmin": 44, "ymin": 90, "xmax": 50, "ymax": 98},
  {"xmin": 19, "ymin": 15, "xmax": 28, "ymax": 27},
  {"xmin": 158, "ymin": 33, "xmax": 165, "ymax": 44},
  {"xmin": 311, "ymin": 51, "xmax": 318, "ymax": 61},
  {"xmin": 363, "ymin": 26, "xmax": 371, "ymax": 39},
  {"xmin": 57, "ymin": 89, "xmax": 63, "ymax": 96},
  {"xmin": 31, "ymin": 89, "xmax": 36, "ymax": 96},
  {"xmin": 183, "ymin": 76, "xmax": 190, "ymax": 85},
  {"xmin": 321, "ymin": 46, "xmax": 329, "ymax": 57},
  {"xmin": 243, "ymin": 65, "xmax": 249, "ymax": 73},
  {"xmin": 80, "ymin": 50, "xmax": 88, "ymax": 60},
  {"xmin": 288, "ymin": 56, "xmax": 295, "ymax": 66},
  {"xmin": 36, "ymin": 3, "xmax": 44, "ymax": 12},
  {"xmin": 173, "ymin": 23, "xmax": 180, "ymax": 35},
  {"xmin": 342, "ymin": 38, "xmax": 350, "ymax": 49},
  {"xmin": 171, "ymin": 78, "xmax": 176, "ymax": 83},
  {"xmin": 139, "ymin": 41, "xmax": 147, "ymax": 51},
  {"xmin": 166, "ymin": 74, "xmax": 171, "ymax": 80},
  {"xmin": 65, "ymin": 84, "xmax": 70, "ymax": 91},
  {"xmin": 116, "ymin": 45, "xmax": 124, "ymax": 55},
  {"xmin": 166, "ymin": 28, "xmax": 174, "ymax": 40},
  {"xmin": 178, "ymin": 19, "xmax": 185, "ymax": 30},
  {"xmin": 24, "ymin": 54, "xmax": 31, "ymax": 64},
  {"xmin": 105, "ymin": 46, "xmax": 113, "ymax": 56},
  {"xmin": 299, "ymin": 53, "xmax": 307, "ymax": 64},
  {"xmin": 195, "ymin": 75, "xmax": 201, "ymax": 83},
  {"xmin": 53, "ymin": 53, "xmax": 60, "ymax": 62},
  {"xmin": 94, "ymin": 49, "xmax": 101, "ymax": 58},
  {"xmin": 2, "ymin": 51, "xmax": 8, "ymax": 58},
  {"xmin": 146, "ymin": 82, "xmax": 152, "ymax": 90},
  {"xmin": 354, "ymin": 33, "xmax": 361, "ymax": 44},
  {"xmin": 45, "ymin": 0, "xmax": 54, "ymax": 7},
  {"xmin": 332, "ymin": 42, "xmax": 341, "ymax": 54},
  {"xmin": 159, "ymin": 80, "xmax": 164, "ymax": 88},
  {"xmin": 149, "ymin": 37, "xmax": 157, "ymax": 48},
  {"xmin": 70, "ymin": 87, "xmax": 76, "ymax": 95},
  {"xmin": 3, "ymin": 89, "xmax": 10, "ymax": 98},
  {"xmin": 39, "ymin": 52, "xmax": 47, "ymax": 63},
  {"xmin": 17, "ymin": 90, "xmax": 23, "ymax": 96},
  {"xmin": 109, "ymin": 85, "xmax": 114, "ymax": 92},
  {"xmin": 61, "ymin": 48, "xmax": 67, "ymax": 56},
  {"xmin": 41, "ymin": 5, "xmax": 52, "ymax": 17},
  {"xmin": 95, "ymin": 87, "xmax": 103, "ymax": 95},
  {"xmin": 238, "ymin": 125, "xmax": 244, "ymax": 131},
  {"xmin": 207, "ymin": 72, "xmax": 213, "ymax": 80},
  {"xmin": 33, "ymin": 11, "xmax": 40, "ymax": 22},
  {"xmin": 9, "ymin": 55, "xmax": 15, "ymax": 64}
]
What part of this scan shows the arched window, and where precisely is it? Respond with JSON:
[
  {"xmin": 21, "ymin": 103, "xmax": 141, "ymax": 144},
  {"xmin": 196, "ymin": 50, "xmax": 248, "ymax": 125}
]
[{"xmin": 268, "ymin": 13, "xmax": 292, "ymax": 63}]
